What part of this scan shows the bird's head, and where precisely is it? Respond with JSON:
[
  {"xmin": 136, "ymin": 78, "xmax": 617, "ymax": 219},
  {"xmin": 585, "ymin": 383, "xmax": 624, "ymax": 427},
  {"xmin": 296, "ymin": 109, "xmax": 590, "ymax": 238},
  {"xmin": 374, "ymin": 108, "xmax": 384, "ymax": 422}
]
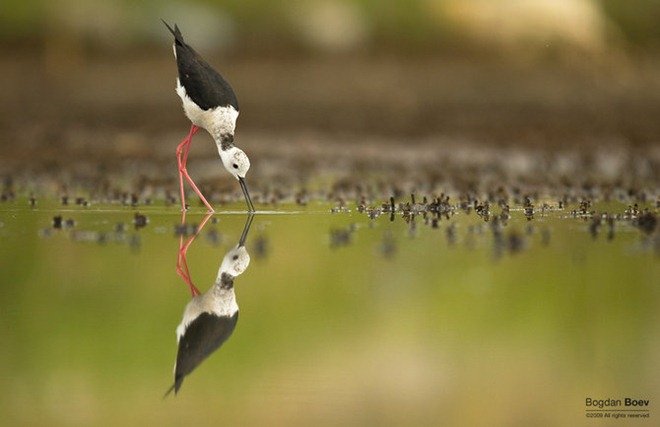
[
  {"xmin": 220, "ymin": 146, "xmax": 250, "ymax": 180},
  {"xmin": 220, "ymin": 245, "xmax": 251, "ymax": 277}
]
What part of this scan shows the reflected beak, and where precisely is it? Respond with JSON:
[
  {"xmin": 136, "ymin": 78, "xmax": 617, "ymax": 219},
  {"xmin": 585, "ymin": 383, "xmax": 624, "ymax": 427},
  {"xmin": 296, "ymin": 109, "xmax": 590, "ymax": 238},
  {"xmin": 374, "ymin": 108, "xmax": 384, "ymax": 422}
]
[
  {"xmin": 238, "ymin": 213, "xmax": 255, "ymax": 247},
  {"xmin": 238, "ymin": 177, "xmax": 255, "ymax": 213}
]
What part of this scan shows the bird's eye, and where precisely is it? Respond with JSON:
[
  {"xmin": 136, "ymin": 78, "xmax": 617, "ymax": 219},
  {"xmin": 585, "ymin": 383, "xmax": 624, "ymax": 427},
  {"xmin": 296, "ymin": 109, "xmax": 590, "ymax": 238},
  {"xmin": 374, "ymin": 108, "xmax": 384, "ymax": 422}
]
[
  {"xmin": 232, "ymin": 164, "xmax": 238, "ymax": 169},
  {"xmin": 233, "ymin": 255, "xmax": 239, "ymax": 260}
]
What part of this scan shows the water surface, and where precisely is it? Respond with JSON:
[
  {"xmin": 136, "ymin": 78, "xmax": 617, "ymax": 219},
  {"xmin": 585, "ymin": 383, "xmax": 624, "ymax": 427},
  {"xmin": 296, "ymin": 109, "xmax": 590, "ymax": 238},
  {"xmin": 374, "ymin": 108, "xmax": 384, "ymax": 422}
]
[{"xmin": 0, "ymin": 200, "xmax": 657, "ymax": 426}]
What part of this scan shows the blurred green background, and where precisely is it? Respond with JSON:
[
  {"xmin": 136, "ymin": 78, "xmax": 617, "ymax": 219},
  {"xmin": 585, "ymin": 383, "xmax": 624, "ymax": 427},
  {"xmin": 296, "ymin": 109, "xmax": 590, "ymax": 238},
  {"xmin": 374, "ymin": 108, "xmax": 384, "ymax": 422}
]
[{"xmin": 2, "ymin": 0, "xmax": 660, "ymax": 54}]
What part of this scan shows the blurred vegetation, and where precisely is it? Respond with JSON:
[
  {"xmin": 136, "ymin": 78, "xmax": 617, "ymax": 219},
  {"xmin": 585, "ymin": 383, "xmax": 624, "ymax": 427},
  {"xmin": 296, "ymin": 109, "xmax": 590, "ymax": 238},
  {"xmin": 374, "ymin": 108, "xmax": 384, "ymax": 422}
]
[
  {"xmin": 1, "ymin": 0, "xmax": 659, "ymax": 56},
  {"xmin": 601, "ymin": 0, "xmax": 660, "ymax": 49}
]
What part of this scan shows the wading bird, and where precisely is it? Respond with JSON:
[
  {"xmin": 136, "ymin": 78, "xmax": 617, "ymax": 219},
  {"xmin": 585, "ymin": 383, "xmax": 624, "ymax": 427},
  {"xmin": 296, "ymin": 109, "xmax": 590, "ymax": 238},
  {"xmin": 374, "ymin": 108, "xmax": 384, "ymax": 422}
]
[
  {"xmin": 166, "ymin": 213, "xmax": 254, "ymax": 396},
  {"xmin": 163, "ymin": 21, "xmax": 255, "ymax": 212}
]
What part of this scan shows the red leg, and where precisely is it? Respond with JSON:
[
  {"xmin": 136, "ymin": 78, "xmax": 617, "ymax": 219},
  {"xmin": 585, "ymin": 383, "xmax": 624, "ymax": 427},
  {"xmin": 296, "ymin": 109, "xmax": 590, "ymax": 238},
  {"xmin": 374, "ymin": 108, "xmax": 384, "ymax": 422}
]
[
  {"xmin": 176, "ymin": 125, "xmax": 198, "ymax": 212},
  {"xmin": 176, "ymin": 125, "xmax": 215, "ymax": 212},
  {"xmin": 182, "ymin": 171, "xmax": 214, "ymax": 212},
  {"xmin": 175, "ymin": 210, "xmax": 199, "ymax": 296},
  {"xmin": 175, "ymin": 211, "xmax": 213, "ymax": 297}
]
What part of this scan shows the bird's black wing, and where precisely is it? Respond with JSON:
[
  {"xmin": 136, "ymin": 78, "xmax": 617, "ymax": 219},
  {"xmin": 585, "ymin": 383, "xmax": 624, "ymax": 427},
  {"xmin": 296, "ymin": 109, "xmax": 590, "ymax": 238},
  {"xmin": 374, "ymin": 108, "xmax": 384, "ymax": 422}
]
[
  {"xmin": 171, "ymin": 311, "xmax": 239, "ymax": 394},
  {"xmin": 163, "ymin": 21, "xmax": 239, "ymax": 111}
]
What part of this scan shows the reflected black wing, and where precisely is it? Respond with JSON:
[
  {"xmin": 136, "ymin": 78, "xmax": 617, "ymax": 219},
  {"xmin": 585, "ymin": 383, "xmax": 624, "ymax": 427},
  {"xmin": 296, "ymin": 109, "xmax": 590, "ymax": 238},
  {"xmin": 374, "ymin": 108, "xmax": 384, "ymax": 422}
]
[
  {"xmin": 163, "ymin": 21, "xmax": 239, "ymax": 111},
  {"xmin": 172, "ymin": 311, "xmax": 239, "ymax": 394}
]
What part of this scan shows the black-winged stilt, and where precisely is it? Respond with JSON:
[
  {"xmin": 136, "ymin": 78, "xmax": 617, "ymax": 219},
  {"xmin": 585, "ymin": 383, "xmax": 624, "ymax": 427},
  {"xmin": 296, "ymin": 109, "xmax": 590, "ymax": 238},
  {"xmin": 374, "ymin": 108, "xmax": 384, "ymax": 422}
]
[
  {"xmin": 163, "ymin": 21, "xmax": 255, "ymax": 213},
  {"xmin": 166, "ymin": 213, "xmax": 255, "ymax": 396}
]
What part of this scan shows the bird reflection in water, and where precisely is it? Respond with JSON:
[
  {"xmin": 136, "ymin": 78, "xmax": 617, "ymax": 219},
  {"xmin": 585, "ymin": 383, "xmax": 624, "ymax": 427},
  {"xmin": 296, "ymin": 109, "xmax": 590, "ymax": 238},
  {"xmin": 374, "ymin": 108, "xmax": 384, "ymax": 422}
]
[{"xmin": 166, "ymin": 212, "xmax": 254, "ymax": 396}]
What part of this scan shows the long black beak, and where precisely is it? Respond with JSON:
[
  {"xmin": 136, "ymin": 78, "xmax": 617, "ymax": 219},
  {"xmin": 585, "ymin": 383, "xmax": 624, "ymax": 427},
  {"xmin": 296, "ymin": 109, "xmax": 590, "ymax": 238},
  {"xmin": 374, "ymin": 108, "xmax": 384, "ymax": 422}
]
[
  {"xmin": 238, "ymin": 177, "xmax": 255, "ymax": 213},
  {"xmin": 238, "ymin": 213, "xmax": 255, "ymax": 247}
]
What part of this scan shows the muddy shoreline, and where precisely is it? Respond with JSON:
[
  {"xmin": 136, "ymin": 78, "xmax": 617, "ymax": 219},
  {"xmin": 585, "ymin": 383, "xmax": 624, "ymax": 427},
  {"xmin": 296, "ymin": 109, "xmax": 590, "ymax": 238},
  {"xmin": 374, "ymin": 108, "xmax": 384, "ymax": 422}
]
[{"xmin": 1, "ymin": 54, "xmax": 659, "ymax": 203}]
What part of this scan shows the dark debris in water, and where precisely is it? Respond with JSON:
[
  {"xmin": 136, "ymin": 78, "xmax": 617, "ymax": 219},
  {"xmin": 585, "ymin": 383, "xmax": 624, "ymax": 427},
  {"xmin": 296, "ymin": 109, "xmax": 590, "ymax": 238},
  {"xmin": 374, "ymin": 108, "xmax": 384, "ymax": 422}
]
[
  {"xmin": 329, "ymin": 225, "xmax": 355, "ymax": 248},
  {"xmin": 253, "ymin": 235, "xmax": 269, "ymax": 259},
  {"xmin": 52, "ymin": 215, "xmax": 75, "ymax": 230},
  {"xmin": 38, "ymin": 211, "xmax": 149, "ymax": 252},
  {"xmin": 8, "ymin": 134, "xmax": 655, "ymax": 262},
  {"xmin": 205, "ymin": 228, "xmax": 222, "ymax": 246},
  {"xmin": 636, "ymin": 211, "xmax": 657, "ymax": 235},
  {"xmin": 2, "ymin": 136, "xmax": 657, "ymax": 219},
  {"xmin": 343, "ymin": 191, "xmax": 659, "ymax": 258},
  {"xmin": 133, "ymin": 213, "xmax": 148, "ymax": 229},
  {"xmin": 379, "ymin": 231, "xmax": 397, "ymax": 258},
  {"xmin": 174, "ymin": 222, "xmax": 197, "ymax": 237}
]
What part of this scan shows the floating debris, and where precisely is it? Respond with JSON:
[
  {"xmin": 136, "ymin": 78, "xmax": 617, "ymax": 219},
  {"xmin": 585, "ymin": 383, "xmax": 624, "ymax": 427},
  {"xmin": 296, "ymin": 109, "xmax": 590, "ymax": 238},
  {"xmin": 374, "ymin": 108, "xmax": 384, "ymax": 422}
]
[
  {"xmin": 330, "ymin": 226, "xmax": 354, "ymax": 248},
  {"xmin": 541, "ymin": 227, "xmax": 551, "ymax": 246},
  {"xmin": 295, "ymin": 190, "xmax": 309, "ymax": 206},
  {"xmin": 52, "ymin": 216, "xmax": 74, "ymax": 229},
  {"xmin": 525, "ymin": 224, "xmax": 535, "ymax": 235},
  {"xmin": 330, "ymin": 206, "xmax": 349, "ymax": 213},
  {"xmin": 475, "ymin": 200, "xmax": 490, "ymax": 221},
  {"xmin": 205, "ymin": 228, "xmax": 221, "ymax": 245},
  {"xmin": 379, "ymin": 231, "xmax": 397, "ymax": 258},
  {"xmin": 624, "ymin": 204, "xmax": 640, "ymax": 219},
  {"xmin": 507, "ymin": 232, "xmax": 525, "ymax": 254},
  {"xmin": 165, "ymin": 192, "xmax": 177, "ymax": 206},
  {"xmin": 129, "ymin": 234, "xmax": 141, "ymax": 252},
  {"xmin": 446, "ymin": 223, "xmax": 457, "ymax": 246},
  {"xmin": 367, "ymin": 207, "xmax": 382, "ymax": 220},
  {"xmin": 636, "ymin": 211, "xmax": 657, "ymax": 235},
  {"xmin": 52, "ymin": 216, "xmax": 63, "ymax": 229},
  {"xmin": 253, "ymin": 235, "xmax": 269, "ymax": 258},
  {"xmin": 71, "ymin": 230, "xmax": 108, "ymax": 244},
  {"xmin": 606, "ymin": 215, "xmax": 615, "ymax": 241},
  {"xmin": 174, "ymin": 222, "xmax": 204, "ymax": 237},
  {"xmin": 573, "ymin": 199, "xmax": 593, "ymax": 217},
  {"xmin": 589, "ymin": 216, "xmax": 601, "ymax": 239},
  {"xmin": 494, "ymin": 229, "xmax": 526, "ymax": 258},
  {"xmin": 357, "ymin": 196, "xmax": 367, "ymax": 213},
  {"xmin": 134, "ymin": 213, "xmax": 149, "ymax": 229},
  {"xmin": 174, "ymin": 223, "xmax": 189, "ymax": 236}
]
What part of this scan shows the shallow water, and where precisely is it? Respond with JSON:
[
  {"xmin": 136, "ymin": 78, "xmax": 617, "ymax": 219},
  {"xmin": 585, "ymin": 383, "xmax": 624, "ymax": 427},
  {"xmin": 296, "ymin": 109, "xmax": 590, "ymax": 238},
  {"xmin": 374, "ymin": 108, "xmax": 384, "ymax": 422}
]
[{"xmin": 0, "ymin": 200, "xmax": 658, "ymax": 426}]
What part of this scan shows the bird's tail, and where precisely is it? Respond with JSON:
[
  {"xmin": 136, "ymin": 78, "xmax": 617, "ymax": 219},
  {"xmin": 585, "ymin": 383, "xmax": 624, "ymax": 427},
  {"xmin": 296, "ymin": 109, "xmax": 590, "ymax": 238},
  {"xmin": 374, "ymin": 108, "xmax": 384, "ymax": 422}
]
[{"xmin": 161, "ymin": 19, "xmax": 185, "ymax": 45}]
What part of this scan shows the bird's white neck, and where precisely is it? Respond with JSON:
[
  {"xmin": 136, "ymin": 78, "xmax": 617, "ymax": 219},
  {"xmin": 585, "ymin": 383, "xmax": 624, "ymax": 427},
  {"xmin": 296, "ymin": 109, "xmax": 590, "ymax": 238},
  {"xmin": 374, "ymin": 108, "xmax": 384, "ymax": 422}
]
[{"xmin": 208, "ymin": 105, "xmax": 239, "ymax": 144}]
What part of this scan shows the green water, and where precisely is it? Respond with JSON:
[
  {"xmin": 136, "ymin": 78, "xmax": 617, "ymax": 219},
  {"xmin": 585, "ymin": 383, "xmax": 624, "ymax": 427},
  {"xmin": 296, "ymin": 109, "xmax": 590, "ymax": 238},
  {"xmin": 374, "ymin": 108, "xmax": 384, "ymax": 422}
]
[{"xmin": 0, "ymin": 201, "xmax": 657, "ymax": 426}]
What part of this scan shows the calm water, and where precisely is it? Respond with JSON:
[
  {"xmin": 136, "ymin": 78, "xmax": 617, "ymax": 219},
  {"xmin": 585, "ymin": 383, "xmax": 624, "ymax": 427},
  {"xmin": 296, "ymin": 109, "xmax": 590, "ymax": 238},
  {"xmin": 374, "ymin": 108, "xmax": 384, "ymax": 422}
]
[{"xmin": 0, "ymin": 200, "xmax": 658, "ymax": 426}]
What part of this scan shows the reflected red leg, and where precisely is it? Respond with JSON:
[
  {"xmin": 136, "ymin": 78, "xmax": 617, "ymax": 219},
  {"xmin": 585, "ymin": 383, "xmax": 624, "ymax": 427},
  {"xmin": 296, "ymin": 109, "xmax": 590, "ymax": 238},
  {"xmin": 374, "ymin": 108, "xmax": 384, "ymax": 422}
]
[{"xmin": 175, "ymin": 211, "xmax": 213, "ymax": 297}]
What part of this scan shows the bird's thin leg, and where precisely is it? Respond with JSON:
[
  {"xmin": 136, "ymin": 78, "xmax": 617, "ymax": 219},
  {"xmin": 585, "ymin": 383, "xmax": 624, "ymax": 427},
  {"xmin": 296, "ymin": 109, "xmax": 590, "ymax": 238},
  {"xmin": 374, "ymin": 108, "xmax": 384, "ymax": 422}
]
[
  {"xmin": 176, "ymin": 243, "xmax": 199, "ymax": 297},
  {"xmin": 181, "ymin": 171, "xmax": 215, "ymax": 213},
  {"xmin": 177, "ymin": 125, "xmax": 215, "ymax": 212},
  {"xmin": 177, "ymin": 245, "xmax": 200, "ymax": 297},
  {"xmin": 175, "ymin": 211, "xmax": 212, "ymax": 297},
  {"xmin": 175, "ymin": 210, "xmax": 199, "ymax": 296},
  {"xmin": 176, "ymin": 125, "xmax": 199, "ymax": 212}
]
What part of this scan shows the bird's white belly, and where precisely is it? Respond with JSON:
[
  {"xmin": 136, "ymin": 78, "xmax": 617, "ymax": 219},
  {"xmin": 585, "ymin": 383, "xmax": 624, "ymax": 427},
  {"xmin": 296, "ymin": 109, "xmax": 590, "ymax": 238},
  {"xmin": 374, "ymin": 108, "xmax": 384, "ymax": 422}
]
[{"xmin": 176, "ymin": 79, "xmax": 238, "ymax": 141}]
